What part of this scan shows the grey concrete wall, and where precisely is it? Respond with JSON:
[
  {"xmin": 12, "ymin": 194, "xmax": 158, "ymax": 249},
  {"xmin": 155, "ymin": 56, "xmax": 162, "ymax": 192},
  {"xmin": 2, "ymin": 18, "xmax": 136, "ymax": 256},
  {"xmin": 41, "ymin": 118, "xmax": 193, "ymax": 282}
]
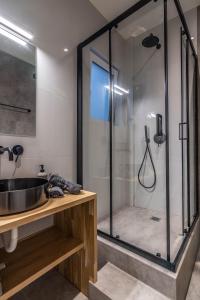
[{"xmin": 0, "ymin": 49, "xmax": 36, "ymax": 136}]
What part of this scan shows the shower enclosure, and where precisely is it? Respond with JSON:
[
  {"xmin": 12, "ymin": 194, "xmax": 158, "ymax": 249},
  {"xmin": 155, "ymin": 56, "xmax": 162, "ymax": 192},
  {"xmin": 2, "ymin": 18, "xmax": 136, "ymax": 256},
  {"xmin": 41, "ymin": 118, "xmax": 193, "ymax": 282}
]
[{"xmin": 77, "ymin": 0, "xmax": 199, "ymax": 271}]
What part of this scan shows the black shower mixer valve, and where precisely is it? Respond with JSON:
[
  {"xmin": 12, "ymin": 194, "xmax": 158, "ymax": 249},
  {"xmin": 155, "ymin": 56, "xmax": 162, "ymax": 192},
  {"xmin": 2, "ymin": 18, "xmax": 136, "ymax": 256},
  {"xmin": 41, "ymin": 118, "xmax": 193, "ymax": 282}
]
[{"xmin": 154, "ymin": 114, "xmax": 166, "ymax": 146}]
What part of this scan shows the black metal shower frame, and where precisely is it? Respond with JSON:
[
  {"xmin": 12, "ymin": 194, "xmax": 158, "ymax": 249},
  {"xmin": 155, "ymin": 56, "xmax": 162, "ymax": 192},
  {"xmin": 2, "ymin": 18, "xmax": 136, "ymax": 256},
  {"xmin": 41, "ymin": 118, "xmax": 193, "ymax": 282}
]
[{"xmin": 77, "ymin": 0, "xmax": 199, "ymax": 272}]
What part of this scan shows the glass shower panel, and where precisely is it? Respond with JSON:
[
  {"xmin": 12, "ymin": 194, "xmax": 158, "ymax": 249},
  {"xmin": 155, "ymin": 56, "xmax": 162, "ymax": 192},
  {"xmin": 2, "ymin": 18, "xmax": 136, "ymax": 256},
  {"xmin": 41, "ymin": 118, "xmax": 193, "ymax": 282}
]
[
  {"xmin": 111, "ymin": 0, "xmax": 167, "ymax": 259},
  {"xmin": 82, "ymin": 32, "xmax": 111, "ymax": 234},
  {"xmin": 167, "ymin": 0, "xmax": 186, "ymax": 260},
  {"xmin": 188, "ymin": 45, "xmax": 197, "ymax": 225}
]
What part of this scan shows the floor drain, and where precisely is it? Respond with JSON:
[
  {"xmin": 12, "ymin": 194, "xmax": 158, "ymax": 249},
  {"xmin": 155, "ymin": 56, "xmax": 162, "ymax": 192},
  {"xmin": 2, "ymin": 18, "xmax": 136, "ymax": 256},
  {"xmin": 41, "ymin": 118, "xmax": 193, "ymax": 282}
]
[{"xmin": 151, "ymin": 216, "xmax": 161, "ymax": 222}]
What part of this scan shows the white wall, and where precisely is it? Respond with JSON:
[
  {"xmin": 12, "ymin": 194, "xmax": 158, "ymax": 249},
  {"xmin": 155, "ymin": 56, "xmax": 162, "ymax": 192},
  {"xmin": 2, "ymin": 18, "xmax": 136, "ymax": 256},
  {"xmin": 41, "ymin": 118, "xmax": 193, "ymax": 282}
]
[
  {"xmin": 0, "ymin": 48, "xmax": 76, "ymax": 180},
  {"xmin": 0, "ymin": 48, "xmax": 77, "ymax": 240}
]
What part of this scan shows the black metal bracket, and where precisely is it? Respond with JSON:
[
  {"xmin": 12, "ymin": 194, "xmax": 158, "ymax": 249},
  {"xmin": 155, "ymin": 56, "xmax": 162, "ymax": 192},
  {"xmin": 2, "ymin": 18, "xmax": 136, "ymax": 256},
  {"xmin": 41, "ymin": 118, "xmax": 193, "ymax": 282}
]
[{"xmin": 179, "ymin": 122, "xmax": 188, "ymax": 140}]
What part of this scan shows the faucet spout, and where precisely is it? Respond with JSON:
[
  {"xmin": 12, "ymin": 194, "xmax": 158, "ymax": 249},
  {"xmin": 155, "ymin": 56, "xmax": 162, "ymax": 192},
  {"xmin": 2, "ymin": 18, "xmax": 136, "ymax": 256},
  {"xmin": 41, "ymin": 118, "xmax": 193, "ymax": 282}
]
[{"xmin": 0, "ymin": 146, "xmax": 14, "ymax": 161}]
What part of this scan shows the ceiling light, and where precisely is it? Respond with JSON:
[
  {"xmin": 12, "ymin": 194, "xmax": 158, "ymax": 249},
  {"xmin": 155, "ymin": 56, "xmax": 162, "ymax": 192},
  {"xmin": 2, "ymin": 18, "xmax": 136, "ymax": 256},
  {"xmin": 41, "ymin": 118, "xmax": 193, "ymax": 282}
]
[
  {"xmin": 191, "ymin": 36, "xmax": 195, "ymax": 40},
  {"xmin": 114, "ymin": 84, "xmax": 129, "ymax": 94},
  {"xmin": 64, "ymin": 48, "xmax": 69, "ymax": 52},
  {"xmin": 0, "ymin": 27, "xmax": 27, "ymax": 46},
  {"xmin": 0, "ymin": 16, "xmax": 33, "ymax": 40}
]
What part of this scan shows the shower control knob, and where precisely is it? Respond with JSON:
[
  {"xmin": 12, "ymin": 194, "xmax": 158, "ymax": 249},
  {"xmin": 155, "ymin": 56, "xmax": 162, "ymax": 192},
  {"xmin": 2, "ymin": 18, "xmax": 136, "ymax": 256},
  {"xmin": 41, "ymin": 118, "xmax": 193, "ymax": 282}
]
[{"xmin": 154, "ymin": 134, "xmax": 166, "ymax": 145}]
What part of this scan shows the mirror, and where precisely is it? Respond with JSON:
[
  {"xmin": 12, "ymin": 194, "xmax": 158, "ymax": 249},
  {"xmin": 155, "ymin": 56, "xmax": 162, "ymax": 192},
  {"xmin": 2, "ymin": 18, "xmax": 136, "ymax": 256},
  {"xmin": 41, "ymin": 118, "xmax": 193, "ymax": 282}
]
[{"xmin": 0, "ymin": 33, "xmax": 36, "ymax": 136}]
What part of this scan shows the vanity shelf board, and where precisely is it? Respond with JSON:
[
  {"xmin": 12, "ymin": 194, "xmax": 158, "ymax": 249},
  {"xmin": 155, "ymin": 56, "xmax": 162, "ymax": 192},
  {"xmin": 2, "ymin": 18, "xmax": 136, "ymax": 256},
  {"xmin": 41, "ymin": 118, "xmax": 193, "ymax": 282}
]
[
  {"xmin": 0, "ymin": 190, "xmax": 96, "ymax": 234},
  {"xmin": 0, "ymin": 226, "xmax": 83, "ymax": 300}
]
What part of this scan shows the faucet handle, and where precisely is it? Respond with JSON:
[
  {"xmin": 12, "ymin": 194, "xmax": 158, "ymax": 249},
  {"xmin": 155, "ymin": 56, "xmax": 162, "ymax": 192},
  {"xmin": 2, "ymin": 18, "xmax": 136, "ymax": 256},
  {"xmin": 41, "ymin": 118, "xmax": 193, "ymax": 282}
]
[
  {"xmin": 13, "ymin": 145, "xmax": 24, "ymax": 156},
  {"xmin": 13, "ymin": 145, "xmax": 24, "ymax": 162},
  {"xmin": 8, "ymin": 148, "xmax": 14, "ymax": 161}
]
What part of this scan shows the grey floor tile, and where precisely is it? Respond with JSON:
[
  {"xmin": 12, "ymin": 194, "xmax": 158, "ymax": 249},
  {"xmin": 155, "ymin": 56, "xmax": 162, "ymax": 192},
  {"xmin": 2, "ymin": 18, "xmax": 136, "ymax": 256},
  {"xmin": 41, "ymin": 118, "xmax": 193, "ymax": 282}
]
[
  {"xmin": 98, "ymin": 205, "xmax": 183, "ymax": 260},
  {"xmin": 90, "ymin": 262, "xmax": 170, "ymax": 300},
  {"xmin": 10, "ymin": 270, "xmax": 87, "ymax": 300}
]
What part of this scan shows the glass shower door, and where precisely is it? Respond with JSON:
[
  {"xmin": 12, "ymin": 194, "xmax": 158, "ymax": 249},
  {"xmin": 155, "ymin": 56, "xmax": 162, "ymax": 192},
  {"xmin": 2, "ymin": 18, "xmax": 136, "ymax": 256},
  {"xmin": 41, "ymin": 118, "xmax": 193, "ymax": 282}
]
[
  {"xmin": 82, "ymin": 32, "xmax": 111, "ymax": 235},
  {"xmin": 188, "ymin": 42, "xmax": 197, "ymax": 226},
  {"xmin": 180, "ymin": 33, "xmax": 197, "ymax": 232},
  {"xmin": 111, "ymin": 0, "xmax": 167, "ymax": 260}
]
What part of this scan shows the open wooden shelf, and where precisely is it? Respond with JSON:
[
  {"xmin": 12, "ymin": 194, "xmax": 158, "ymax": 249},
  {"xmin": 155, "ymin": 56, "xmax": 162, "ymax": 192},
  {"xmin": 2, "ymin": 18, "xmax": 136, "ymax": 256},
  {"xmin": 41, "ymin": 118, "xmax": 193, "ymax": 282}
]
[{"xmin": 0, "ymin": 227, "xmax": 83, "ymax": 300}]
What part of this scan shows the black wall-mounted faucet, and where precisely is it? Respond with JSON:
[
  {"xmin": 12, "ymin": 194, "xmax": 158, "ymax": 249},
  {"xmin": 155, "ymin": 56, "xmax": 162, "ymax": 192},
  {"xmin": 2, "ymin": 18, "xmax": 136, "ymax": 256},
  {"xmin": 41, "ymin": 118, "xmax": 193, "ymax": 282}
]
[{"xmin": 0, "ymin": 146, "xmax": 14, "ymax": 161}]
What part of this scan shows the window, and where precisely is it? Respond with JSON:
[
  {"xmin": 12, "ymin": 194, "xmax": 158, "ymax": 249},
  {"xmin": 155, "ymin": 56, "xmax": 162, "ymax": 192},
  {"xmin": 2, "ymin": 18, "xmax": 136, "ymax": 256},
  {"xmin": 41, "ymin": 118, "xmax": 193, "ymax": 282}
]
[{"xmin": 90, "ymin": 62, "xmax": 109, "ymax": 121}]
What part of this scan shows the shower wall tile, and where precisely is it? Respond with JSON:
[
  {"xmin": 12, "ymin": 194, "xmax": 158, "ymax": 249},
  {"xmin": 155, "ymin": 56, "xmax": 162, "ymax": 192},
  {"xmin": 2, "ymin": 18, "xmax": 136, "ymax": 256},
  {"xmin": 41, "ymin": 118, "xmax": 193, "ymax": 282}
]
[{"xmin": 132, "ymin": 8, "xmax": 197, "ymax": 217}]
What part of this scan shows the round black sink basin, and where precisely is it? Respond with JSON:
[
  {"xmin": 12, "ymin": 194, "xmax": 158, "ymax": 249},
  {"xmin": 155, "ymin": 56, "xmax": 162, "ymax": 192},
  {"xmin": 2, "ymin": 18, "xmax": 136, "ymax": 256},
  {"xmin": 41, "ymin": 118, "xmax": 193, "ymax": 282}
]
[{"xmin": 0, "ymin": 178, "xmax": 48, "ymax": 216}]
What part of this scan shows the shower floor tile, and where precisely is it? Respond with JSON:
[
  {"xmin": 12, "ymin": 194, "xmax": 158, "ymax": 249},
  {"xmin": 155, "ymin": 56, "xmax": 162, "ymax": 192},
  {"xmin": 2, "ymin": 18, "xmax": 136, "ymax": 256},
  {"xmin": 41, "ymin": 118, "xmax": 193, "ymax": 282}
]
[{"xmin": 98, "ymin": 206, "xmax": 183, "ymax": 261}]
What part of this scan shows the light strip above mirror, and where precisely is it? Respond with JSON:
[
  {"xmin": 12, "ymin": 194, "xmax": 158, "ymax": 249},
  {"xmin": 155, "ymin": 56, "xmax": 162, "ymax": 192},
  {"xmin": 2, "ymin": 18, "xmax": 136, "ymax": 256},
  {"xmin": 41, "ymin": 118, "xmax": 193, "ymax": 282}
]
[
  {"xmin": 0, "ymin": 17, "xmax": 33, "ymax": 40},
  {"xmin": 0, "ymin": 27, "xmax": 27, "ymax": 46}
]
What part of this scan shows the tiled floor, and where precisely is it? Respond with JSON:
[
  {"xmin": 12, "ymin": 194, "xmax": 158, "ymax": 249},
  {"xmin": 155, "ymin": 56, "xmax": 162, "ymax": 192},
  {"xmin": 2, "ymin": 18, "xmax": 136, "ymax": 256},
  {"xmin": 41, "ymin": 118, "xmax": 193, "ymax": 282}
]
[
  {"xmin": 90, "ymin": 262, "xmax": 170, "ymax": 300},
  {"xmin": 10, "ymin": 270, "xmax": 87, "ymax": 300},
  {"xmin": 98, "ymin": 206, "xmax": 183, "ymax": 260},
  {"xmin": 9, "ymin": 246, "xmax": 200, "ymax": 300}
]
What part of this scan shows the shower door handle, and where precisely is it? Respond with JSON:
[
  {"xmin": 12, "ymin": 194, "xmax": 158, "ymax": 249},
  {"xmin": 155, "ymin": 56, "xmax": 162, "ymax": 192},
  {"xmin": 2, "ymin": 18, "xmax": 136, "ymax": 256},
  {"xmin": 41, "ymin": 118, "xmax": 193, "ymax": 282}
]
[{"xmin": 179, "ymin": 122, "xmax": 187, "ymax": 140}]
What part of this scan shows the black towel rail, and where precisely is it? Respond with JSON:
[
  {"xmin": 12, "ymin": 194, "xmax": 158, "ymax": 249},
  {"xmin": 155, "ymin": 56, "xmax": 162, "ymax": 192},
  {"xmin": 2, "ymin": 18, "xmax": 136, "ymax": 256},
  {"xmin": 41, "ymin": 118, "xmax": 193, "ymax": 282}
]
[{"xmin": 0, "ymin": 102, "xmax": 31, "ymax": 113}]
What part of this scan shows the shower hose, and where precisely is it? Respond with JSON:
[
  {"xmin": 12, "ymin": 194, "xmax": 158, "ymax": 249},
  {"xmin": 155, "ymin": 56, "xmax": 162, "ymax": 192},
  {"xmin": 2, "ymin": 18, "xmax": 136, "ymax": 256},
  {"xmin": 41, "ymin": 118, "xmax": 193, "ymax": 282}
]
[{"xmin": 138, "ymin": 125, "xmax": 156, "ymax": 189}]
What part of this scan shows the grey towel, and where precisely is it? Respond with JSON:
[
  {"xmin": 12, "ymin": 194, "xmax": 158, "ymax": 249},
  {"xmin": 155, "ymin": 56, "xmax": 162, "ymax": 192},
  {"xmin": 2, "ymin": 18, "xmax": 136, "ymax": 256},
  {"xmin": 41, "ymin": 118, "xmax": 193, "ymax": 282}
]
[
  {"xmin": 49, "ymin": 174, "xmax": 82, "ymax": 195},
  {"xmin": 48, "ymin": 186, "xmax": 64, "ymax": 198}
]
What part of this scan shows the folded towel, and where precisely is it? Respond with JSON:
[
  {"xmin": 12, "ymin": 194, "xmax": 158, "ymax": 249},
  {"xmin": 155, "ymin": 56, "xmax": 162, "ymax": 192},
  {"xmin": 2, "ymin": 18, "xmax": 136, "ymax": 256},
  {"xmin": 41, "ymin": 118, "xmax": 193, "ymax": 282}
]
[
  {"xmin": 48, "ymin": 174, "xmax": 82, "ymax": 195},
  {"xmin": 63, "ymin": 181, "xmax": 82, "ymax": 195},
  {"xmin": 47, "ymin": 186, "xmax": 64, "ymax": 198}
]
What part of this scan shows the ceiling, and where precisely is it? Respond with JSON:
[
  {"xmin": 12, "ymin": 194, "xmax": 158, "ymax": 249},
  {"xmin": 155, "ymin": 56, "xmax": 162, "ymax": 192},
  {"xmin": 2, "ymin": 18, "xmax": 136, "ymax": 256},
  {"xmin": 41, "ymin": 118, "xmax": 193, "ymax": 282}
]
[
  {"xmin": 89, "ymin": 0, "xmax": 200, "ymax": 40},
  {"xmin": 0, "ymin": 0, "xmax": 106, "ymax": 58},
  {"xmin": 0, "ymin": 0, "xmax": 199, "ymax": 58},
  {"xmin": 89, "ymin": 0, "xmax": 200, "ymax": 22},
  {"xmin": 89, "ymin": 0, "xmax": 139, "ymax": 21}
]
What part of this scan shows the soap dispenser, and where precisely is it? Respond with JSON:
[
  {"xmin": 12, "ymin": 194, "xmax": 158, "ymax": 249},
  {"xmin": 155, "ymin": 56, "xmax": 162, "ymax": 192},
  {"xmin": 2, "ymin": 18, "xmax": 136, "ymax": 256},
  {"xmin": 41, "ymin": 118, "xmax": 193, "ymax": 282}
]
[{"xmin": 37, "ymin": 164, "xmax": 47, "ymax": 179}]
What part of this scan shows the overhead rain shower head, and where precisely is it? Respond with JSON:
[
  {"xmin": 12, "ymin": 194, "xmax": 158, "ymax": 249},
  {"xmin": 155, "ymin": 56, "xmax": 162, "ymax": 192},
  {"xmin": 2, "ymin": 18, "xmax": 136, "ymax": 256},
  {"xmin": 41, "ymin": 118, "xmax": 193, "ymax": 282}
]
[{"xmin": 142, "ymin": 33, "xmax": 161, "ymax": 49}]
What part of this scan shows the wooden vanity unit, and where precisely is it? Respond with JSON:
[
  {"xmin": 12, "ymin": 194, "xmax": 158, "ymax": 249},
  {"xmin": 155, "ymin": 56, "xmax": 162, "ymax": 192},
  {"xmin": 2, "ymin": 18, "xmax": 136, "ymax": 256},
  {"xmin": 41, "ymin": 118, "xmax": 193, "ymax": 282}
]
[{"xmin": 0, "ymin": 190, "xmax": 97, "ymax": 299}]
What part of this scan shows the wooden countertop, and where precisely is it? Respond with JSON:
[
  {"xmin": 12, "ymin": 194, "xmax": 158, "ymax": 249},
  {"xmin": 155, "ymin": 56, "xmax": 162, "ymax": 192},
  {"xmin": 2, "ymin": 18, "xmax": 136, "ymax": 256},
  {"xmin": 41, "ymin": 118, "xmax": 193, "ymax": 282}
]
[{"xmin": 0, "ymin": 190, "xmax": 96, "ymax": 233}]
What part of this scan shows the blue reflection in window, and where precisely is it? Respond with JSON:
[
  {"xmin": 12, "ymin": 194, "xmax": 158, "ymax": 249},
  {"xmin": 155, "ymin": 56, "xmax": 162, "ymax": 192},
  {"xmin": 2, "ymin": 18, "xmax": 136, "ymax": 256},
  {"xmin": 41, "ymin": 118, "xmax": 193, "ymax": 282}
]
[{"xmin": 90, "ymin": 62, "xmax": 109, "ymax": 121}]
